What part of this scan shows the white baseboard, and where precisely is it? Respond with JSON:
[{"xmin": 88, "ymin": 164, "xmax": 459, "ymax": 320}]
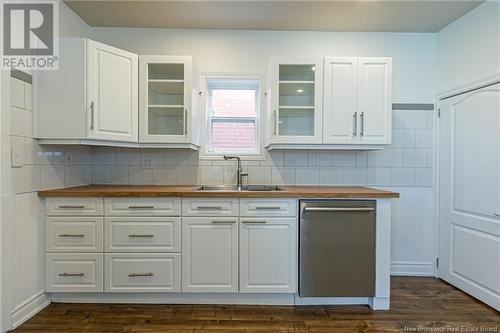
[
  {"xmin": 50, "ymin": 292, "xmax": 295, "ymax": 305},
  {"xmin": 390, "ymin": 261, "xmax": 434, "ymax": 276},
  {"xmin": 10, "ymin": 291, "xmax": 50, "ymax": 329}
]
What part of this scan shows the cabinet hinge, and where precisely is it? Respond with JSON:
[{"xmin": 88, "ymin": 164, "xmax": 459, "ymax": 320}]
[
  {"xmin": 437, "ymin": 108, "xmax": 441, "ymax": 118},
  {"xmin": 436, "ymin": 258, "xmax": 439, "ymax": 268}
]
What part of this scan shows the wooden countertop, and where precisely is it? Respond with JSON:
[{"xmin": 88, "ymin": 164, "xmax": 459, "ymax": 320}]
[{"xmin": 38, "ymin": 185, "xmax": 399, "ymax": 198}]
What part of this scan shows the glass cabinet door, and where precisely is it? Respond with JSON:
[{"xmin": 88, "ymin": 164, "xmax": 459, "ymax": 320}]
[
  {"xmin": 278, "ymin": 64, "xmax": 316, "ymax": 137},
  {"xmin": 147, "ymin": 63, "xmax": 185, "ymax": 136}
]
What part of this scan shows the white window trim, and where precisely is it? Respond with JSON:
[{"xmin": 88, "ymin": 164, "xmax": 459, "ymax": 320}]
[{"xmin": 200, "ymin": 72, "xmax": 266, "ymax": 161}]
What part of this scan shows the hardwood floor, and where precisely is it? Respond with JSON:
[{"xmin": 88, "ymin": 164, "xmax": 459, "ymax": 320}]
[{"xmin": 10, "ymin": 277, "xmax": 499, "ymax": 333}]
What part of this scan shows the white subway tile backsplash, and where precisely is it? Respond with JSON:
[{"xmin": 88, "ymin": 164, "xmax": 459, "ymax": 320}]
[
  {"xmin": 391, "ymin": 168, "xmax": 415, "ymax": 186},
  {"xmin": 271, "ymin": 167, "xmax": 295, "ymax": 185},
  {"xmin": 295, "ymin": 167, "xmax": 319, "ymax": 185},
  {"xmin": 200, "ymin": 166, "xmax": 224, "ymax": 185},
  {"xmin": 415, "ymin": 129, "xmax": 433, "ymax": 148},
  {"xmin": 379, "ymin": 148, "xmax": 403, "ymax": 167},
  {"xmin": 41, "ymin": 165, "xmax": 64, "ymax": 189},
  {"xmin": 392, "ymin": 129, "xmax": 416, "ymax": 148},
  {"xmin": 333, "ymin": 151, "xmax": 356, "ymax": 167},
  {"xmin": 177, "ymin": 166, "xmax": 199, "ymax": 185},
  {"xmin": 343, "ymin": 168, "xmax": 367, "ymax": 185},
  {"xmin": 404, "ymin": 149, "xmax": 428, "ymax": 167},
  {"xmin": 366, "ymin": 151, "xmax": 380, "ymax": 166},
  {"xmin": 91, "ymin": 166, "xmax": 104, "ymax": 184},
  {"xmin": 64, "ymin": 166, "xmax": 86, "ymax": 187},
  {"xmin": 92, "ymin": 147, "xmax": 116, "ymax": 165},
  {"xmin": 319, "ymin": 167, "xmax": 343, "ymax": 185},
  {"xmin": 10, "ymin": 135, "xmax": 26, "ymax": 167},
  {"xmin": 140, "ymin": 149, "xmax": 164, "ymax": 166},
  {"xmin": 284, "ymin": 150, "xmax": 308, "ymax": 167},
  {"xmin": 367, "ymin": 168, "xmax": 391, "ymax": 186},
  {"xmin": 415, "ymin": 168, "xmax": 433, "ymax": 187},
  {"xmin": 308, "ymin": 151, "xmax": 332, "ymax": 167},
  {"xmin": 355, "ymin": 151, "xmax": 368, "ymax": 166},
  {"xmin": 129, "ymin": 166, "xmax": 153, "ymax": 185},
  {"xmin": 104, "ymin": 166, "xmax": 128, "ymax": 184},
  {"xmin": 152, "ymin": 167, "xmax": 177, "ymax": 184},
  {"xmin": 164, "ymin": 149, "xmax": 189, "ymax": 166},
  {"xmin": 247, "ymin": 166, "xmax": 272, "ymax": 185},
  {"xmin": 12, "ymin": 166, "xmax": 40, "ymax": 193},
  {"xmin": 392, "ymin": 110, "xmax": 405, "ymax": 129},
  {"xmin": 403, "ymin": 110, "xmax": 428, "ymax": 129},
  {"xmin": 116, "ymin": 148, "xmax": 141, "ymax": 166},
  {"xmin": 261, "ymin": 150, "xmax": 284, "ymax": 166}
]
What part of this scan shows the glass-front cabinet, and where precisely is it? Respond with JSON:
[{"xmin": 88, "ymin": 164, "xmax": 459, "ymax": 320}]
[
  {"xmin": 268, "ymin": 57, "xmax": 323, "ymax": 145},
  {"xmin": 139, "ymin": 56, "xmax": 200, "ymax": 146}
]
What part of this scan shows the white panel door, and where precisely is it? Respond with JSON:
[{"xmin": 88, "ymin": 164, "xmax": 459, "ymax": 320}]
[
  {"xmin": 357, "ymin": 57, "xmax": 392, "ymax": 145},
  {"xmin": 239, "ymin": 218, "xmax": 296, "ymax": 293},
  {"xmin": 323, "ymin": 57, "xmax": 359, "ymax": 144},
  {"xmin": 87, "ymin": 39, "xmax": 138, "ymax": 142},
  {"xmin": 438, "ymin": 83, "xmax": 500, "ymax": 311},
  {"xmin": 182, "ymin": 217, "xmax": 238, "ymax": 292}
]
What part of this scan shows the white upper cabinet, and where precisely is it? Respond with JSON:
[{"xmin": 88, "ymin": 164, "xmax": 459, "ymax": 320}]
[
  {"xmin": 323, "ymin": 57, "xmax": 359, "ymax": 144},
  {"xmin": 139, "ymin": 56, "xmax": 200, "ymax": 147},
  {"xmin": 268, "ymin": 57, "xmax": 323, "ymax": 145},
  {"xmin": 323, "ymin": 57, "xmax": 392, "ymax": 146},
  {"xmin": 357, "ymin": 57, "xmax": 392, "ymax": 145},
  {"xmin": 87, "ymin": 40, "xmax": 138, "ymax": 142},
  {"xmin": 36, "ymin": 38, "xmax": 139, "ymax": 143}
]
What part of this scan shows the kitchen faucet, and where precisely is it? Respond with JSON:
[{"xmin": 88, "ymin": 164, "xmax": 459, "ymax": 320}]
[{"xmin": 223, "ymin": 155, "xmax": 248, "ymax": 191}]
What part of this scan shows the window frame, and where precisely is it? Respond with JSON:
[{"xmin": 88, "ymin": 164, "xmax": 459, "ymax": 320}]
[{"xmin": 200, "ymin": 73, "xmax": 266, "ymax": 160}]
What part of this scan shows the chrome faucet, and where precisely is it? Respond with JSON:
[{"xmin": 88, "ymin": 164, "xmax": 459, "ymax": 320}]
[{"xmin": 223, "ymin": 155, "xmax": 248, "ymax": 191}]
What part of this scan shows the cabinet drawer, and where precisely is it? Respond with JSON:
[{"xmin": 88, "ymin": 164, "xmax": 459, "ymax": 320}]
[
  {"xmin": 105, "ymin": 217, "xmax": 181, "ymax": 252},
  {"xmin": 46, "ymin": 217, "xmax": 103, "ymax": 252},
  {"xmin": 46, "ymin": 253, "xmax": 103, "ymax": 292},
  {"xmin": 182, "ymin": 198, "xmax": 238, "ymax": 217},
  {"xmin": 105, "ymin": 253, "xmax": 180, "ymax": 292},
  {"xmin": 46, "ymin": 198, "xmax": 103, "ymax": 216},
  {"xmin": 105, "ymin": 198, "xmax": 181, "ymax": 216},
  {"xmin": 240, "ymin": 199, "xmax": 297, "ymax": 217}
]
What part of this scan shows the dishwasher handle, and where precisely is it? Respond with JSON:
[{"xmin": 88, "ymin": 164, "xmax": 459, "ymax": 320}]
[{"xmin": 300, "ymin": 205, "xmax": 374, "ymax": 216}]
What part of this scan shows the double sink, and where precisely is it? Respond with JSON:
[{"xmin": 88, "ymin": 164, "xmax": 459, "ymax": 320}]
[{"xmin": 195, "ymin": 185, "xmax": 284, "ymax": 192}]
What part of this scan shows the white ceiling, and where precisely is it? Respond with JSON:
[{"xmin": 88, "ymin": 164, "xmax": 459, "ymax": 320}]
[{"xmin": 64, "ymin": 0, "xmax": 483, "ymax": 33}]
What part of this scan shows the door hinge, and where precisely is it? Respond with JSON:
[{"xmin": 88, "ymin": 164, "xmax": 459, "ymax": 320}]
[
  {"xmin": 436, "ymin": 258, "xmax": 439, "ymax": 268},
  {"xmin": 437, "ymin": 108, "xmax": 441, "ymax": 118}
]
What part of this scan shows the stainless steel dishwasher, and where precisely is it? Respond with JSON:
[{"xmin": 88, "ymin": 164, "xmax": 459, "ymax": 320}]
[{"xmin": 299, "ymin": 200, "xmax": 376, "ymax": 297}]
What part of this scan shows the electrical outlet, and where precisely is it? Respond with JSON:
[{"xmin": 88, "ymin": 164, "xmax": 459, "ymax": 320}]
[
  {"xmin": 142, "ymin": 158, "xmax": 153, "ymax": 168},
  {"xmin": 64, "ymin": 152, "xmax": 72, "ymax": 165}
]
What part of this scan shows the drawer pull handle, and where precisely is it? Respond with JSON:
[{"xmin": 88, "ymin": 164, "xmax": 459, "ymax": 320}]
[
  {"xmin": 59, "ymin": 272, "xmax": 84, "ymax": 277},
  {"xmin": 128, "ymin": 272, "xmax": 154, "ymax": 277},
  {"xmin": 211, "ymin": 220, "xmax": 236, "ymax": 224},
  {"xmin": 254, "ymin": 207, "xmax": 281, "ymax": 210},
  {"xmin": 58, "ymin": 205, "xmax": 85, "ymax": 209},
  {"xmin": 494, "ymin": 213, "xmax": 500, "ymax": 218},
  {"xmin": 58, "ymin": 234, "xmax": 85, "ymax": 238},
  {"xmin": 128, "ymin": 234, "xmax": 154, "ymax": 238},
  {"xmin": 196, "ymin": 206, "xmax": 223, "ymax": 210},
  {"xmin": 242, "ymin": 220, "xmax": 267, "ymax": 224},
  {"xmin": 128, "ymin": 206, "xmax": 155, "ymax": 209}
]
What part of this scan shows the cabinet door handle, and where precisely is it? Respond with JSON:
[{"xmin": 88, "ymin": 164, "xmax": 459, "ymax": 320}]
[
  {"xmin": 360, "ymin": 112, "xmax": 365, "ymax": 136},
  {"xmin": 253, "ymin": 207, "xmax": 281, "ymax": 210},
  {"xmin": 59, "ymin": 272, "xmax": 84, "ymax": 277},
  {"xmin": 494, "ymin": 213, "xmax": 500, "ymax": 218},
  {"xmin": 128, "ymin": 272, "xmax": 154, "ymax": 277},
  {"xmin": 273, "ymin": 110, "xmax": 277, "ymax": 135},
  {"xmin": 353, "ymin": 112, "xmax": 357, "ymax": 136},
  {"xmin": 58, "ymin": 234, "xmax": 85, "ymax": 238},
  {"xmin": 211, "ymin": 220, "xmax": 236, "ymax": 224},
  {"xmin": 242, "ymin": 220, "xmax": 267, "ymax": 224},
  {"xmin": 128, "ymin": 206, "xmax": 154, "ymax": 209},
  {"xmin": 196, "ymin": 206, "xmax": 223, "ymax": 210},
  {"xmin": 128, "ymin": 234, "xmax": 154, "ymax": 238},
  {"xmin": 184, "ymin": 109, "xmax": 188, "ymax": 135},
  {"xmin": 58, "ymin": 205, "xmax": 85, "ymax": 209},
  {"xmin": 90, "ymin": 101, "xmax": 94, "ymax": 130}
]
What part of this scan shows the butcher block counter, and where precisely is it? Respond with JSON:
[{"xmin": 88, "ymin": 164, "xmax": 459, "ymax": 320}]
[{"xmin": 38, "ymin": 185, "xmax": 399, "ymax": 198}]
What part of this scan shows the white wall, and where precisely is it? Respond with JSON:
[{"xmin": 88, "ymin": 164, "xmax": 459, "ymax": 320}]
[
  {"xmin": 437, "ymin": 0, "xmax": 500, "ymax": 93},
  {"xmin": 0, "ymin": 3, "xmax": 91, "ymax": 332}
]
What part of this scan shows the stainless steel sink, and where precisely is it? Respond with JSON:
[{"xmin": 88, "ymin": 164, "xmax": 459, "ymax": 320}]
[{"xmin": 195, "ymin": 185, "xmax": 284, "ymax": 191}]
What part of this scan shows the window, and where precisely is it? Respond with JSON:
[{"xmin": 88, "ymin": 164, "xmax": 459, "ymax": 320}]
[{"xmin": 203, "ymin": 76, "xmax": 262, "ymax": 157}]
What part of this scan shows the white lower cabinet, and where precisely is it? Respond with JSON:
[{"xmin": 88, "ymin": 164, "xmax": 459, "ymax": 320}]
[
  {"xmin": 182, "ymin": 217, "xmax": 239, "ymax": 292},
  {"xmin": 105, "ymin": 253, "xmax": 181, "ymax": 292},
  {"xmin": 46, "ymin": 253, "xmax": 103, "ymax": 292},
  {"xmin": 239, "ymin": 218, "xmax": 296, "ymax": 293}
]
